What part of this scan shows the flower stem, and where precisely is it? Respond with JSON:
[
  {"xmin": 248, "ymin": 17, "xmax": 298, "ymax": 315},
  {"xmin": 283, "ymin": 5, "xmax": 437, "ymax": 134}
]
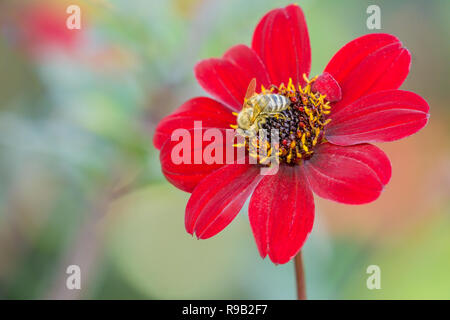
[{"xmin": 294, "ymin": 251, "xmax": 307, "ymax": 300}]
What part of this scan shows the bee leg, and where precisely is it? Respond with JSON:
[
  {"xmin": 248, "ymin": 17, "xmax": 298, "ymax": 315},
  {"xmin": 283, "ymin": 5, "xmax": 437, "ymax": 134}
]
[
  {"xmin": 259, "ymin": 118, "xmax": 267, "ymax": 128},
  {"xmin": 277, "ymin": 112, "xmax": 287, "ymax": 120}
]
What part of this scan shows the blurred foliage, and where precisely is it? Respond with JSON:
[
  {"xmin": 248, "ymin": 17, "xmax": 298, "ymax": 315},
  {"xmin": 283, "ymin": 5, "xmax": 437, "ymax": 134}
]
[
  {"xmin": 0, "ymin": 0, "xmax": 449, "ymax": 299},
  {"xmin": 343, "ymin": 213, "xmax": 450, "ymax": 299}
]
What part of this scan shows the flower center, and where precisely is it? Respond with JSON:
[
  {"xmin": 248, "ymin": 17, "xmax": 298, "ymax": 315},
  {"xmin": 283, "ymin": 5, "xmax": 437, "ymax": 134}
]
[{"xmin": 233, "ymin": 75, "xmax": 331, "ymax": 165}]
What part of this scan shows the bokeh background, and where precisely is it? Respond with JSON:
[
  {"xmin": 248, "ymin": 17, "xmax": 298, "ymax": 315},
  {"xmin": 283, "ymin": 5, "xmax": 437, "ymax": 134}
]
[{"xmin": 0, "ymin": 0, "xmax": 449, "ymax": 299}]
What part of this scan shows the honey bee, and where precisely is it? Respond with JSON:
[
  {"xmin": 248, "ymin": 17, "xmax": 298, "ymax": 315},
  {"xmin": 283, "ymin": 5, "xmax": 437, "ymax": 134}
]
[{"xmin": 237, "ymin": 78, "xmax": 291, "ymax": 136}]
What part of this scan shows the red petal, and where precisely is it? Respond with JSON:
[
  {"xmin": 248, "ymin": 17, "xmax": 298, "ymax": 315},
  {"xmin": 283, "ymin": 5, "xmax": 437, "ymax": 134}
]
[
  {"xmin": 252, "ymin": 4, "xmax": 311, "ymax": 87},
  {"xmin": 194, "ymin": 45, "xmax": 270, "ymax": 110},
  {"xmin": 160, "ymin": 127, "xmax": 237, "ymax": 193},
  {"xmin": 311, "ymin": 72, "xmax": 342, "ymax": 102},
  {"xmin": 325, "ymin": 34, "xmax": 399, "ymax": 82},
  {"xmin": 249, "ymin": 166, "xmax": 314, "ymax": 264},
  {"xmin": 325, "ymin": 90, "xmax": 430, "ymax": 146},
  {"xmin": 153, "ymin": 97, "xmax": 235, "ymax": 150},
  {"xmin": 304, "ymin": 143, "xmax": 391, "ymax": 204},
  {"xmin": 324, "ymin": 33, "xmax": 411, "ymax": 114},
  {"xmin": 185, "ymin": 162, "xmax": 261, "ymax": 238}
]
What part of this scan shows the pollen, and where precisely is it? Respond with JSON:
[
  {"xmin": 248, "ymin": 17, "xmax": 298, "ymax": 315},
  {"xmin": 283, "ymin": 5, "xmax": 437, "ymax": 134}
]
[{"xmin": 233, "ymin": 75, "xmax": 332, "ymax": 166}]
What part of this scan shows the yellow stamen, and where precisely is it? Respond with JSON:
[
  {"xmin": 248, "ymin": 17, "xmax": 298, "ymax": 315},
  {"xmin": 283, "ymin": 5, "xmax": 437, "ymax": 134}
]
[
  {"xmin": 287, "ymin": 148, "xmax": 293, "ymax": 163},
  {"xmin": 296, "ymin": 146, "xmax": 302, "ymax": 159},
  {"xmin": 302, "ymin": 73, "xmax": 309, "ymax": 83},
  {"xmin": 287, "ymin": 78, "xmax": 296, "ymax": 92},
  {"xmin": 232, "ymin": 143, "xmax": 246, "ymax": 147},
  {"xmin": 312, "ymin": 128, "xmax": 321, "ymax": 146}
]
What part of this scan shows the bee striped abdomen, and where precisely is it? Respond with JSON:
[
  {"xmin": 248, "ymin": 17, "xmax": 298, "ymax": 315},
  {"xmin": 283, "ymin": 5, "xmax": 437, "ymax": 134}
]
[{"xmin": 265, "ymin": 94, "xmax": 290, "ymax": 111}]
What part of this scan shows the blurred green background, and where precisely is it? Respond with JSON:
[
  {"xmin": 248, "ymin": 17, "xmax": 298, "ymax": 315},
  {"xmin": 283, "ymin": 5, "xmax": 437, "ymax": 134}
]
[{"xmin": 0, "ymin": 0, "xmax": 449, "ymax": 299}]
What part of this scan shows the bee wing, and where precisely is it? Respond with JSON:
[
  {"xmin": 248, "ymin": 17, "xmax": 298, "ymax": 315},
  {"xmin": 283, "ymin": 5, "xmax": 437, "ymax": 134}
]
[
  {"xmin": 250, "ymin": 97, "xmax": 269, "ymax": 122},
  {"xmin": 243, "ymin": 78, "xmax": 257, "ymax": 109}
]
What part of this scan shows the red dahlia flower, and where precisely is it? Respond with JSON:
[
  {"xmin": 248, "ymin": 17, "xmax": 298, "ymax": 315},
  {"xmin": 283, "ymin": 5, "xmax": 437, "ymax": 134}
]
[{"xmin": 153, "ymin": 4, "xmax": 429, "ymax": 264}]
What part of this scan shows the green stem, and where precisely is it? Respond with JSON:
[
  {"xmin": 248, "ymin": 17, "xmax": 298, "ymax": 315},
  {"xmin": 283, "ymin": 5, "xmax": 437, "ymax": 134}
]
[{"xmin": 294, "ymin": 251, "xmax": 307, "ymax": 300}]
